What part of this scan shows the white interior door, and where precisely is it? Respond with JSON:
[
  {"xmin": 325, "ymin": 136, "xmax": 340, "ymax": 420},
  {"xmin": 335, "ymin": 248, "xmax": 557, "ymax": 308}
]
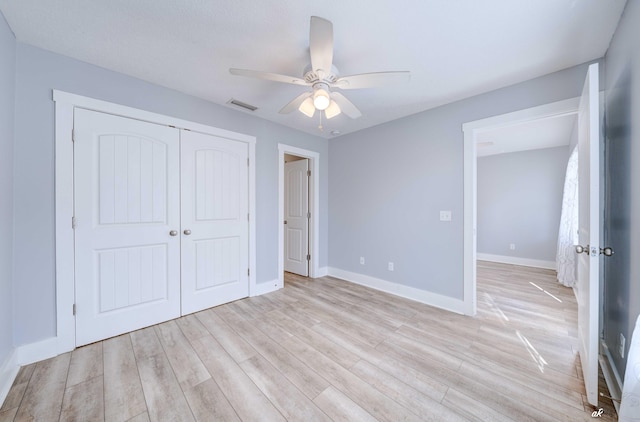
[
  {"xmin": 74, "ymin": 108, "xmax": 181, "ymax": 346},
  {"xmin": 180, "ymin": 130, "xmax": 249, "ymax": 314},
  {"xmin": 284, "ymin": 159, "xmax": 309, "ymax": 276},
  {"xmin": 576, "ymin": 63, "xmax": 600, "ymax": 406}
]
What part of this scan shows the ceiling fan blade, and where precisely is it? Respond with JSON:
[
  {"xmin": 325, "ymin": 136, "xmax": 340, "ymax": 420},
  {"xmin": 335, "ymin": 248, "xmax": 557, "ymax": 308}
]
[
  {"xmin": 229, "ymin": 68, "xmax": 308, "ymax": 86},
  {"xmin": 331, "ymin": 92, "xmax": 361, "ymax": 119},
  {"xmin": 309, "ymin": 16, "xmax": 333, "ymax": 77},
  {"xmin": 334, "ymin": 71, "xmax": 411, "ymax": 90},
  {"xmin": 279, "ymin": 92, "xmax": 312, "ymax": 114}
]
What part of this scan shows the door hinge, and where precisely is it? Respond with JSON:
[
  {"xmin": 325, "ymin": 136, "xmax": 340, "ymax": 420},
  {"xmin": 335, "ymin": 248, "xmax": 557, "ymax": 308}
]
[
  {"xmin": 306, "ymin": 254, "xmax": 311, "ymax": 261},
  {"xmin": 247, "ymin": 213, "xmax": 250, "ymax": 221},
  {"xmin": 307, "ymin": 170, "xmax": 311, "ymax": 177},
  {"xmin": 307, "ymin": 212, "xmax": 311, "ymax": 219},
  {"xmin": 247, "ymin": 158, "xmax": 250, "ymax": 167},
  {"xmin": 72, "ymin": 129, "xmax": 75, "ymax": 142},
  {"xmin": 72, "ymin": 216, "xmax": 77, "ymax": 229},
  {"xmin": 72, "ymin": 304, "xmax": 76, "ymax": 316},
  {"xmin": 247, "ymin": 268, "xmax": 250, "ymax": 276}
]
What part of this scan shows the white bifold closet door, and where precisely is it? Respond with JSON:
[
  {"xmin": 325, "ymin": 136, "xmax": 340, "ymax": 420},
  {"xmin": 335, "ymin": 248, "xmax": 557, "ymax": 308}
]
[
  {"xmin": 74, "ymin": 109, "xmax": 249, "ymax": 346},
  {"xmin": 180, "ymin": 130, "xmax": 249, "ymax": 314},
  {"xmin": 74, "ymin": 109, "xmax": 181, "ymax": 346}
]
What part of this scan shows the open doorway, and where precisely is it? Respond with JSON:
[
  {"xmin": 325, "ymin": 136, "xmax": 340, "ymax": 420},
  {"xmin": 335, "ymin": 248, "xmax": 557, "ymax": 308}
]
[
  {"xmin": 278, "ymin": 144, "xmax": 320, "ymax": 287},
  {"xmin": 284, "ymin": 154, "xmax": 310, "ymax": 277},
  {"xmin": 462, "ymin": 97, "xmax": 580, "ymax": 315}
]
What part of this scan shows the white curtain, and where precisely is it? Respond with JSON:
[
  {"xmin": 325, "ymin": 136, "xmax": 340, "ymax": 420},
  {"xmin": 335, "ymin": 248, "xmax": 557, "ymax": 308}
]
[{"xmin": 556, "ymin": 146, "xmax": 579, "ymax": 287}]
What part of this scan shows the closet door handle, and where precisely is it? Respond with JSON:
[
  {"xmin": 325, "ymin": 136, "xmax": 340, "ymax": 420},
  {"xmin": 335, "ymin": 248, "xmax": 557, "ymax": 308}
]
[
  {"xmin": 183, "ymin": 229, "xmax": 192, "ymax": 236},
  {"xmin": 169, "ymin": 230, "xmax": 178, "ymax": 236}
]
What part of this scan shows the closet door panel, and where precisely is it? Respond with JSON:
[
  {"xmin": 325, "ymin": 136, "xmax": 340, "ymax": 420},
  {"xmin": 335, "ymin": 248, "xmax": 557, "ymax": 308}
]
[
  {"xmin": 181, "ymin": 131, "xmax": 249, "ymax": 314},
  {"xmin": 74, "ymin": 108, "xmax": 180, "ymax": 346}
]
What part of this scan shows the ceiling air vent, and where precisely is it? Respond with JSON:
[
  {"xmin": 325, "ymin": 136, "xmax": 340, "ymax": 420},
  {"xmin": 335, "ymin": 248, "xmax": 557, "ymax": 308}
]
[{"xmin": 227, "ymin": 98, "xmax": 258, "ymax": 112}]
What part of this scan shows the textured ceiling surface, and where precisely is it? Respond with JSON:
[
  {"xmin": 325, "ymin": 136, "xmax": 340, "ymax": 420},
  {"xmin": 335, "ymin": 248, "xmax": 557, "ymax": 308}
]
[{"xmin": 0, "ymin": 0, "xmax": 627, "ymax": 138}]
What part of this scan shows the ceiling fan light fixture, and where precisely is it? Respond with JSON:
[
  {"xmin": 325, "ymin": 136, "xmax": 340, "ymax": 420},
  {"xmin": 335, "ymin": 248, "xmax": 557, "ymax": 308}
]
[
  {"xmin": 298, "ymin": 97, "xmax": 316, "ymax": 117},
  {"xmin": 324, "ymin": 100, "xmax": 341, "ymax": 119},
  {"xmin": 313, "ymin": 88, "xmax": 331, "ymax": 110}
]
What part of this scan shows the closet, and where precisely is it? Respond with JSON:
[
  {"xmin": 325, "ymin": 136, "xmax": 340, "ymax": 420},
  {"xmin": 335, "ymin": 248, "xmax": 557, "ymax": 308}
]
[{"xmin": 73, "ymin": 108, "xmax": 249, "ymax": 346}]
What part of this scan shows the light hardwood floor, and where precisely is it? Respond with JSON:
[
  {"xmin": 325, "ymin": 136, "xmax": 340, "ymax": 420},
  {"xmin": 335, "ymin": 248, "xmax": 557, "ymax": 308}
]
[{"xmin": 0, "ymin": 261, "xmax": 617, "ymax": 421}]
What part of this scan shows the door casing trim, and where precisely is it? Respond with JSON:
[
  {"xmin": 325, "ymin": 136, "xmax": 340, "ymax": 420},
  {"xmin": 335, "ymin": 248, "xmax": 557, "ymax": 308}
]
[{"xmin": 278, "ymin": 144, "xmax": 320, "ymax": 287}]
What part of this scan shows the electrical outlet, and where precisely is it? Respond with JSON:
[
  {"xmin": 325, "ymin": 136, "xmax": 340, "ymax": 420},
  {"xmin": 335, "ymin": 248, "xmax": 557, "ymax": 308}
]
[
  {"xmin": 360, "ymin": 257, "xmax": 365, "ymax": 265},
  {"xmin": 619, "ymin": 333, "xmax": 626, "ymax": 358},
  {"xmin": 509, "ymin": 243, "xmax": 516, "ymax": 250},
  {"xmin": 439, "ymin": 211, "xmax": 452, "ymax": 222},
  {"xmin": 388, "ymin": 262, "xmax": 394, "ymax": 271}
]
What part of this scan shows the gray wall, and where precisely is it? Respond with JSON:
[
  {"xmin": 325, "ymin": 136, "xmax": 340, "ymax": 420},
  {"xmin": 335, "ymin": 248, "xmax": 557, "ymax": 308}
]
[
  {"xmin": 0, "ymin": 12, "xmax": 15, "ymax": 366},
  {"xmin": 602, "ymin": 0, "xmax": 640, "ymax": 381},
  {"xmin": 477, "ymin": 146, "xmax": 569, "ymax": 262},
  {"xmin": 329, "ymin": 62, "xmax": 595, "ymax": 299},
  {"xmin": 12, "ymin": 43, "xmax": 328, "ymax": 346}
]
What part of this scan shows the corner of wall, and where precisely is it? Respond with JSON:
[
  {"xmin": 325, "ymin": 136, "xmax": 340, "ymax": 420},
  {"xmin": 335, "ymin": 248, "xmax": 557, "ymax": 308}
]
[{"xmin": 0, "ymin": 348, "xmax": 18, "ymax": 408}]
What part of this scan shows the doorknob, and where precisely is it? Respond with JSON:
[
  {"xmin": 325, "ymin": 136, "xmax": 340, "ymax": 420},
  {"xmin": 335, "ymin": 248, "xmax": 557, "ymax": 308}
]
[
  {"xmin": 575, "ymin": 245, "xmax": 589, "ymax": 254},
  {"xmin": 169, "ymin": 230, "xmax": 178, "ymax": 236},
  {"xmin": 183, "ymin": 229, "xmax": 192, "ymax": 235},
  {"xmin": 600, "ymin": 247, "xmax": 614, "ymax": 256},
  {"xmin": 284, "ymin": 220, "xmax": 287, "ymax": 225}
]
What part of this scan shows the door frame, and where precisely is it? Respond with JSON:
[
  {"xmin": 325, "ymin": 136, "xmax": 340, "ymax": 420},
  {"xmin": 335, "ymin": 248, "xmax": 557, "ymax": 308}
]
[
  {"xmin": 278, "ymin": 144, "xmax": 320, "ymax": 286},
  {"xmin": 53, "ymin": 90, "xmax": 257, "ymax": 352},
  {"xmin": 462, "ymin": 97, "xmax": 580, "ymax": 315},
  {"xmin": 283, "ymin": 157, "xmax": 310, "ymax": 276}
]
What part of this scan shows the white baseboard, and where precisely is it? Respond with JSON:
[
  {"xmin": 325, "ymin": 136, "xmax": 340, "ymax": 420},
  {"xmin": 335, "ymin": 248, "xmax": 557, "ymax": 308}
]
[
  {"xmin": 252, "ymin": 279, "xmax": 281, "ymax": 296},
  {"xmin": 477, "ymin": 253, "xmax": 556, "ymax": 270},
  {"xmin": 1, "ymin": 336, "xmax": 66, "ymax": 407},
  {"xmin": 600, "ymin": 341, "xmax": 623, "ymax": 414},
  {"xmin": 0, "ymin": 348, "xmax": 19, "ymax": 408},
  {"xmin": 327, "ymin": 267, "xmax": 466, "ymax": 315},
  {"xmin": 316, "ymin": 266, "xmax": 329, "ymax": 278},
  {"xmin": 16, "ymin": 337, "xmax": 59, "ymax": 366}
]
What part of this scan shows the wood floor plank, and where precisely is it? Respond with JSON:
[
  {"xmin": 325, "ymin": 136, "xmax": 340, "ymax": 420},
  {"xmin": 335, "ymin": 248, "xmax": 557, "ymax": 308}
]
[
  {"xmin": 349, "ymin": 359, "xmax": 470, "ymax": 421},
  {"xmin": 13, "ymin": 353, "xmax": 70, "ymax": 422},
  {"xmin": 0, "ymin": 407, "xmax": 18, "ymax": 422},
  {"xmin": 196, "ymin": 308, "xmax": 257, "ymax": 363},
  {"xmin": 312, "ymin": 322, "xmax": 450, "ymax": 403},
  {"xmin": 0, "ymin": 363, "xmax": 35, "ymax": 412},
  {"xmin": 133, "ymin": 348, "xmax": 195, "ymax": 421},
  {"xmin": 239, "ymin": 355, "xmax": 330, "ymax": 421},
  {"xmin": 103, "ymin": 334, "xmax": 147, "ymax": 422},
  {"xmin": 66, "ymin": 341, "xmax": 103, "ymax": 388},
  {"xmin": 129, "ymin": 326, "xmax": 164, "ymax": 360},
  {"xmin": 442, "ymin": 387, "xmax": 516, "ymax": 422},
  {"xmin": 267, "ymin": 310, "xmax": 361, "ymax": 369},
  {"xmin": 155, "ymin": 320, "xmax": 211, "ymax": 389},
  {"xmin": 312, "ymin": 386, "xmax": 377, "ymax": 422},
  {"xmin": 175, "ymin": 314, "xmax": 210, "ymax": 343},
  {"xmin": 127, "ymin": 411, "xmax": 151, "ymax": 422},
  {"xmin": 278, "ymin": 334, "xmax": 423, "ymax": 422},
  {"xmin": 189, "ymin": 334, "xmax": 285, "ymax": 421},
  {"xmin": 60, "ymin": 375, "xmax": 104, "ymax": 421},
  {"xmin": 182, "ymin": 378, "xmax": 240, "ymax": 422},
  {"xmin": 230, "ymin": 318, "xmax": 330, "ymax": 400}
]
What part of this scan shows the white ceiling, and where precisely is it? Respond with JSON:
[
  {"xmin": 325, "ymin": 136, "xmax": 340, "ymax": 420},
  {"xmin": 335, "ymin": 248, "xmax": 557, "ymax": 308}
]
[
  {"xmin": 0, "ymin": 0, "xmax": 626, "ymax": 139},
  {"xmin": 476, "ymin": 114, "xmax": 577, "ymax": 157}
]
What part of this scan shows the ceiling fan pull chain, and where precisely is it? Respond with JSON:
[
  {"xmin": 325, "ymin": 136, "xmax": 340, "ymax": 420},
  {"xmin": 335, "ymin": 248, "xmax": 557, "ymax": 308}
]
[{"xmin": 318, "ymin": 111, "xmax": 323, "ymax": 132}]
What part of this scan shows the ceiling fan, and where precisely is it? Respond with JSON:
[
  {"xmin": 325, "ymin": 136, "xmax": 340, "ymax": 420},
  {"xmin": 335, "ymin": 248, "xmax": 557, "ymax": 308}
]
[{"xmin": 229, "ymin": 16, "xmax": 410, "ymax": 122}]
